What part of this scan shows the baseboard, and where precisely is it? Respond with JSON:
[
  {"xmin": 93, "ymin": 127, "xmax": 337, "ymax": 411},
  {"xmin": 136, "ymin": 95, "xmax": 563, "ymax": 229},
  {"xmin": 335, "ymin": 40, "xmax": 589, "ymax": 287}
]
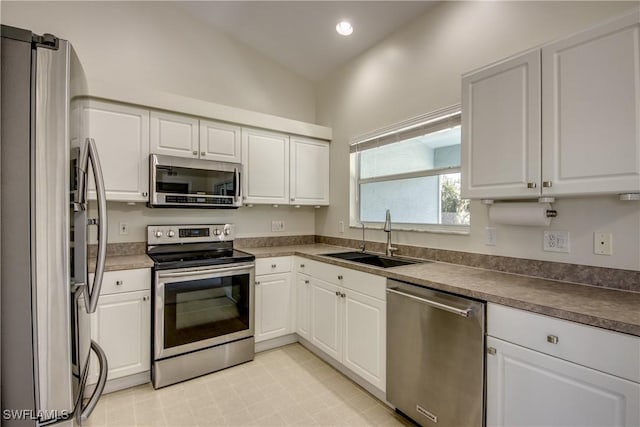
[
  {"xmin": 84, "ymin": 371, "xmax": 150, "ymax": 397},
  {"xmin": 296, "ymin": 336, "xmax": 390, "ymax": 405},
  {"xmin": 255, "ymin": 334, "xmax": 298, "ymax": 352}
]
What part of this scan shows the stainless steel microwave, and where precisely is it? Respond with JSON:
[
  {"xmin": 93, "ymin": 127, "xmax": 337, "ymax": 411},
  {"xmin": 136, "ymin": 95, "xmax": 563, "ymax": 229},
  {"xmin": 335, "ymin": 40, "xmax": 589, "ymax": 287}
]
[{"xmin": 149, "ymin": 154, "xmax": 242, "ymax": 208}]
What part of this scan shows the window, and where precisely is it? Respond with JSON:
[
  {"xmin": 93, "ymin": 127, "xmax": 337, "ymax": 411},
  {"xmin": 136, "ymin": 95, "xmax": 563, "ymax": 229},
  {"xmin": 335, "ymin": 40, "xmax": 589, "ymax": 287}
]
[{"xmin": 350, "ymin": 107, "xmax": 469, "ymax": 232}]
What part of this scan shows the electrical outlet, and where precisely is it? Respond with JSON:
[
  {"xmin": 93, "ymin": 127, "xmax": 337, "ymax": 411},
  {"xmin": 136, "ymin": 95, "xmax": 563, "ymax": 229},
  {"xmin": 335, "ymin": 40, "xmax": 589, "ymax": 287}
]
[
  {"xmin": 485, "ymin": 227, "xmax": 496, "ymax": 246},
  {"xmin": 543, "ymin": 230, "xmax": 569, "ymax": 253},
  {"xmin": 339, "ymin": 221, "xmax": 345, "ymax": 233},
  {"xmin": 594, "ymin": 232, "xmax": 612, "ymax": 255},
  {"xmin": 119, "ymin": 222, "xmax": 129, "ymax": 235},
  {"xmin": 271, "ymin": 220, "xmax": 285, "ymax": 232}
]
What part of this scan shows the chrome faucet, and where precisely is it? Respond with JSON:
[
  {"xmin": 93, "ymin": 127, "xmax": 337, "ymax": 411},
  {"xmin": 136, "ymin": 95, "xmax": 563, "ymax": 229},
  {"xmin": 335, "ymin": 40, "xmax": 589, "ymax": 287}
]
[
  {"xmin": 360, "ymin": 223, "xmax": 366, "ymax": 252},
  {"xmin": 383, "ymin": 209, "xmax": 397, "ymax": 256}
]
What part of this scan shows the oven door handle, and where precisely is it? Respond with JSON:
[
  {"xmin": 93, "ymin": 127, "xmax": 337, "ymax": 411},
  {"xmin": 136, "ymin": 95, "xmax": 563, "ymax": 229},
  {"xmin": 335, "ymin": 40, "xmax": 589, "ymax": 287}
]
[{"xmin": 157, "ymin": 264, "xmax": 253, "ymax": 279}]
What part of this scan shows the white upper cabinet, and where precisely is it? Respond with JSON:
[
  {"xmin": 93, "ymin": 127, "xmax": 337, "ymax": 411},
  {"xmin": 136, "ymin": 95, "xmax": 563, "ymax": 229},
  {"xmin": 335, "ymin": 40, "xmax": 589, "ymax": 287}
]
[
  {"xmin": 79, "ymin": 100, "xmax": 150, "ymax": 202},
  {"xmin": 541, "ymin": 11, "xmax": 640, "ymax": 196},
  {"xmin": 150, "ymin": 111, "xmax": 199, "ymax": 158},
  {"xmin": 242, "ymin": 128, "xmax": 290, "ymax": 204},
  {"xmin": 462, "ymin": 10, "xmax": 640, "ymax": 199},
  {"xmin": 199, "ymin": 119, "xmax": 242, "ymax": 163},
  {"xmin": 290, "ymin": 137, "xmax": 330, "ymax": 206},
  {"xmin": 461, "ymin": 50, "xmax": 541, "ymax": 199}
]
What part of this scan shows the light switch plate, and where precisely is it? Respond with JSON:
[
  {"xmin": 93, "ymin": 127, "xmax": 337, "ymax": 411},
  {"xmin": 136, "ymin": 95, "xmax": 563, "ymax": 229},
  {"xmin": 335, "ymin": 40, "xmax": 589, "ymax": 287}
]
[
  {"xmin": 543, "ymin": 230, "xmax": 569, "ymax": 253},
  {"xmin": 119, "ymin": 222, "xmax": 129, "ymax": 235}
]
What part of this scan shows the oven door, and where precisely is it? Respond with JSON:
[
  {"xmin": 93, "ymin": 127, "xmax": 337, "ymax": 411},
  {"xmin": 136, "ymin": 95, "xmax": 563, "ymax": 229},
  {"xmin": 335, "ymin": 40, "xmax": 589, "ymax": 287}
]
[{"xmin": 154, "ymin": 262, "xmax": 254, "ymax": 360}]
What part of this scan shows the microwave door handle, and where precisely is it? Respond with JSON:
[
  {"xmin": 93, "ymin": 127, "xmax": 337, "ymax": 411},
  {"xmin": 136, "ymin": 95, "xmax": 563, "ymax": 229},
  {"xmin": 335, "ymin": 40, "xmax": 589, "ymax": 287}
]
[
  {"xmin": 234, "ymin": 167, "xmax": 241, "ymax": 202},
  {"xmin": 85, "ymin": 138, "xmax": 108, "ymax": 314}
]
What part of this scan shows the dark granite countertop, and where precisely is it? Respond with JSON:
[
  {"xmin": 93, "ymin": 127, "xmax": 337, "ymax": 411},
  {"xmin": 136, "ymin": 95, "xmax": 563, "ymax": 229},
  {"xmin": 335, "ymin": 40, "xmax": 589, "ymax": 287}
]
[{"xmin": 242, "ymin": 244, "xmax": 640, "ymax": 337}]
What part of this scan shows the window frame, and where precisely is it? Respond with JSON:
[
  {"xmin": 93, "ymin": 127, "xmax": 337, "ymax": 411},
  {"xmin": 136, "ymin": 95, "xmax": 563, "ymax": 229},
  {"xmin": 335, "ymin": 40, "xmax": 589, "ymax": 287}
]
[{"xmin": 349, "ymin": 105, "xmax": 469, "ymax": 234}]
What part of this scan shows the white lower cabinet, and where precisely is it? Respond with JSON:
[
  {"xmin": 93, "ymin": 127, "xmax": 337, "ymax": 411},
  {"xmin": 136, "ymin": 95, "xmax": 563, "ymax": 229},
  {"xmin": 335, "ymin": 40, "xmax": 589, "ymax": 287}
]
[
  {"xmin": 299, "ymin": 258, "xmax": 386, "ymax": 392},
  {"xmin": 486, "ymin": 303, "xmax": 640, "ymax": 427},
  {"xmin": 255, "ymin": 272, "xmax": 293, "ymax": 342},
  {"xmin": 87, "ymin": 268, "xmax": 151, "ymax": 387},
  {"xmin": 254, "ymin": 257, "xmax": 294, "ymax": 343}
]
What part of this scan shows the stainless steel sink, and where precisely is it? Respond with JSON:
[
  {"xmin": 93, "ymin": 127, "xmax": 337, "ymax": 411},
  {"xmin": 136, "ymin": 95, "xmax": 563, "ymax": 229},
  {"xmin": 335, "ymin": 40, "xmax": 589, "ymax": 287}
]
[{"xmin": 323, "ymin": 251, "xmax": 425, "ymax": 268}]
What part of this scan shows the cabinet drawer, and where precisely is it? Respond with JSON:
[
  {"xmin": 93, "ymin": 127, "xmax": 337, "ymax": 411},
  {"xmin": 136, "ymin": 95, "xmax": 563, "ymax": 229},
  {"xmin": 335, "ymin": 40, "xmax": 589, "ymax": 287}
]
[
  {"xmin": 255, "ymin": 256, "xmax": 292, "ymax": 275},
  {"xmin": 488, "ymin": 303, "xmax": 640, "ymax": 382},
  {"xmin": 91, "ymin": 268, "xmax": 151, "ymax": 295},
  {"xmin": 297, "ymin": 258, "xmax": 385, "ymax": 300}
]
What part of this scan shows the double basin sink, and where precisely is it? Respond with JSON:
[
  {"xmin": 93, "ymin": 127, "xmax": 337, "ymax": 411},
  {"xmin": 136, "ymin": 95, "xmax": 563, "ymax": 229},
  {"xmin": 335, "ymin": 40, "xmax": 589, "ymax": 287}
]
[{"xmin": 324, "ymin": 251, "xmax": 424, "ymax": 268}]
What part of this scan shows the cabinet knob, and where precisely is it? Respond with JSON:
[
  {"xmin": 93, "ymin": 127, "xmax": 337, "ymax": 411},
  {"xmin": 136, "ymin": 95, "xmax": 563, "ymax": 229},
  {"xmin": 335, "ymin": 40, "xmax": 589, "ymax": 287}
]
[
  {"xmin": 142, "ymin": 296, "xmax": 149, "ymax": 301},
  {"xmin": 142, "ymin": 191, "xmax": 148, "ymax": 197},
  {"xmin": 300, "ymin": 264, "xmax": 305, "ymax": 268},
  {"xmin": 337, "ymin": 275, "xmax": 343, "ymax": 280},
  {"xmin": 201, "ymin": 152, "xmax": 206, "ymax": 156},
  {"xmin": 487, "ymin": 347, "xmax": 497, "ymax": 355},
  {"xmin": 341, "ymin": 292, "xmax": 346, "ymax": 298},
  {"xmin": 547, "ymin": 334, "xmax": 559, "ymax": 344},
  {"xmin": 116, "ymin": 280, "xmax": 123, "ymax": 286},
  {"xmin": 192, "ymin": 151, "xmax": 198, "ymax": 156},
  {"xmin": 255, "ymin": 281, "xmax": 261, "ymax": 285},
  {"xmin": 271, "ymin": 264, "xmax": 277, "ymax": 268},
  {"xmin": 304, "ymin": 280, "xmax": 309, "ymax": 284},
  {"xmin": 335, "ymin": 291, "xmax": 340, "ymax": 297},
  {"xmin": 527, "ymin": 182, "xmax": 537, "ymax": 189},
  {"xmin": 290, "ymin": 198, "xmax": 295, "ymax": 202},
  {"xmin": 542, "ymin": 181, "xmax": 553, "ymax": 188}
]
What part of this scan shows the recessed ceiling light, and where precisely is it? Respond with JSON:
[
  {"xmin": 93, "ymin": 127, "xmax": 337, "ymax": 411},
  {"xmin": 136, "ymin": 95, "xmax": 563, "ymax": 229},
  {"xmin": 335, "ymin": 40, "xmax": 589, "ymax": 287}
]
[{"xmin": 336, "ymin": 20, "xmax": 353, "ymax": 36}]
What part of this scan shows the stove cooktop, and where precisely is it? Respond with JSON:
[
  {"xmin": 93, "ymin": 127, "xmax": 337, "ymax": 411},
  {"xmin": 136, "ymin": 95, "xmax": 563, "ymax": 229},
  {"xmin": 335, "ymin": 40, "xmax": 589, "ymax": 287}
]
[{"xmin": 148, "ymin": 248, "xmax": 255, "ymax": 271}]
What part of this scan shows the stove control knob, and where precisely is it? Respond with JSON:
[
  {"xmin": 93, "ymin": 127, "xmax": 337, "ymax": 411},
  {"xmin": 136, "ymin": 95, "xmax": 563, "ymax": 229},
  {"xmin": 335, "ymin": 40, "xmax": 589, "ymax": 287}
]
[
  {"xmin": 224, "ymin": 228, "xmax": 230, "ymax": 235},
  {"xmin": 214, "ymin": 229, "xmax": 221, "ymax": 236},
  {"xmin": 155, "ymin": 230, "xmax": 163, "ymax": 238},
  {"xmin": 167, "ymin": 230, "xmax": 175, "ymax": 238}
]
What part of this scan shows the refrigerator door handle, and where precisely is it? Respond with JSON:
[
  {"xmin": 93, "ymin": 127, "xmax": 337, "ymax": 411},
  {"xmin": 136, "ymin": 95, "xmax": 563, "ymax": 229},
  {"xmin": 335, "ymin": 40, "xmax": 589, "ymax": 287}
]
[
  {"xmin": 78, "ymin": 340, "xmax": 108, "ymax": 425},
  {"xmin": 85, "ymin": 138, "xmax": 108, "ymax": 313}
]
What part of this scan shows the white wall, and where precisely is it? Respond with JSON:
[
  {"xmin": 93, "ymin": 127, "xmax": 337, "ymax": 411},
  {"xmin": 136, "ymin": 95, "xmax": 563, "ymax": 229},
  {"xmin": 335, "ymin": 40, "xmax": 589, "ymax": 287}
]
[
  {"xmin": 316, "ymin": 1, "xmax": 640, "ymax": 271},
  {"xmin": 91, "ymin": 202, "xmax": 316, "ymax": 244},
  {"xmin": 1, "ymin": 1, "xmax": 316, "ymax": 123}
]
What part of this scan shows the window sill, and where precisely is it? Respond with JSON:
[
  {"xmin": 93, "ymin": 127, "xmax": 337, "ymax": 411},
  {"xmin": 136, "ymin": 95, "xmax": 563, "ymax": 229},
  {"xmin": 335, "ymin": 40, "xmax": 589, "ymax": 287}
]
[{"xmin": 350, "ymin": 222, "xmax": 470, "ymax": 236}]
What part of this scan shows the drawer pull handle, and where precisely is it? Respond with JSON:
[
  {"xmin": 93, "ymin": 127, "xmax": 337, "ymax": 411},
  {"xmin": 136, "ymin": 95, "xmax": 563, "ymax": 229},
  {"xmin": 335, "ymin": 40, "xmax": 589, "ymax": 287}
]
[
  {"xmin": 547, "ymin": 334, "xmax": 559, "ymax": 344},
  {"xmin": 116, "ymin": 280, "xmax": 123, "ymax": 286},
  {"xmin": 527, "ymin": 182, "xmax": 537, "ymax": 189},
  {"xmin": 337, "ymin": 275, "xmax": 343, "ymax": 280},
  {"xmin": 487, "ymin": 347, "xmax": 496, "ymax": 355},
  {"xmin": 271, "ymin": 264, "xmax": 277, "ymax": 268},
  {"xmin": 255, "ymin": 281, "xmax": 261, "ymax": 285}
]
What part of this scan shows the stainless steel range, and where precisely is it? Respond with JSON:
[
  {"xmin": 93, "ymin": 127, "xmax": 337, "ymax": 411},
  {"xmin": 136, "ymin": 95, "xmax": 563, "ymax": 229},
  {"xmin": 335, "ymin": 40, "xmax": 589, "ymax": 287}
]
[{"xmin": 147, "ymin": 224, "xmax": 255, "ymax": 389}]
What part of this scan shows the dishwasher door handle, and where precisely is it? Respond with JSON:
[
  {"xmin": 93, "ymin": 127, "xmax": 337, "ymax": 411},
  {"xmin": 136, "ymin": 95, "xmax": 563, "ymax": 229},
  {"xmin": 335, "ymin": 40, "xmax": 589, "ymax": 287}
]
[{"xmin": 386, "ymin": 287, "xmax": 472, "ymax": 318}]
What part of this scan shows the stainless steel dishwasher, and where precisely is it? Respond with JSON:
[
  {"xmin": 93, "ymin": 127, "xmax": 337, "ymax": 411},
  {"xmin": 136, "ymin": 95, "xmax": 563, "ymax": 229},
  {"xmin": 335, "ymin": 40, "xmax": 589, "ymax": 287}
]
[{"xmin": 387, "ymin": 279, "xmax": 485, "ymax": 427}]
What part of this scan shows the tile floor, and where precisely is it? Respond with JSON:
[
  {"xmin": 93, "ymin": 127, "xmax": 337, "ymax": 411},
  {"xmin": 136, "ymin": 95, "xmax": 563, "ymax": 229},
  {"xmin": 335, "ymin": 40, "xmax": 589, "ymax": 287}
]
[{"xmin": 85, "ymin": 344, "xmax": 412, "ymax": 426}]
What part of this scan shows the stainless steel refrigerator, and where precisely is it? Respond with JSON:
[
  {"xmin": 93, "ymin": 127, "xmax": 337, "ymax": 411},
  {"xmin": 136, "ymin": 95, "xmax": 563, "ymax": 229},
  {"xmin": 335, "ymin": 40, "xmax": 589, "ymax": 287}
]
[{"xmin": 1, "ymin": 26, "xmax": 109, "ymax": 426}]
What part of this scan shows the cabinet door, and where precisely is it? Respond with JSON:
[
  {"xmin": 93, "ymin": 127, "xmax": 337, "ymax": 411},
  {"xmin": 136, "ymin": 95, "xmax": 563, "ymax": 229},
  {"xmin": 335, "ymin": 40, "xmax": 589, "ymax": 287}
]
[
  {"xmin": 296, "ymin": 273, "xmax": 312, "ymax": 340},
  {"xmin": 342, "ymin": 289, "xmax": 386, "ymax": 392},
  {"xmin": 199, "ymin": 119, "xmax": 241, "ymax": 163},
  {"xmin": 80, "ymin": 100, "xmax": 150, "ymax": 202},
  {"xmin": 486, "ymin": 336, "xmax": 640, "ymax": 427},
  {"xmin": 88, "ymin": 290, "xmax": 151, "ymax": 384},
  {"xmin": 461, "ymin": 50, "xmax": 541, "ymax": 199},
  {"xmin": 255, "ymin": 273, "xmax": 292, "ymax": 343},
  {"xmin": 542, "ymin": 12, "xmax": 640, "ymax": 196},
  {"xmin": 310, "ymin": 278, "xmax": 341, "ymax": 361},
  {"xmin": 241, "ymin": 128, "xmax": 290, "ymax": 204},
  {"xmin": 150, "ymin": 111, "xmax": 199, "ymax": 159},
  {"xmin": 290, "ymin": 137, "xmax": 330, "ymax": 206}
]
